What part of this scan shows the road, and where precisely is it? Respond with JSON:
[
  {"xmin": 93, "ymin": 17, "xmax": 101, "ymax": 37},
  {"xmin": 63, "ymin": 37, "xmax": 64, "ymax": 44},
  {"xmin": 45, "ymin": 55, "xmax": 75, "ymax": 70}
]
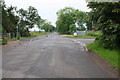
[{"xmin": 2, "ymin": 33, "xmax": 115, "ymax": 78}]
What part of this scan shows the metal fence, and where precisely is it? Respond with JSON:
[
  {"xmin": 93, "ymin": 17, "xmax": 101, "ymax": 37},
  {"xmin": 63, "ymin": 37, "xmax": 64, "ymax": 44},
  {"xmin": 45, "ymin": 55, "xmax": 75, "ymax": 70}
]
[{"xmin": 75, "ymin": 30, "xmax": 92, "ymax": 35}]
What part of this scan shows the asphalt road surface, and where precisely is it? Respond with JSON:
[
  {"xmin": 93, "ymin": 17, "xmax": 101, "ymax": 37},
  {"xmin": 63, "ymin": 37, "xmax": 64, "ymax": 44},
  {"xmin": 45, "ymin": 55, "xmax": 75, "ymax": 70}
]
[{"xmin": 2, "ymin": 33, "xmax": 114, "ymax": 78}]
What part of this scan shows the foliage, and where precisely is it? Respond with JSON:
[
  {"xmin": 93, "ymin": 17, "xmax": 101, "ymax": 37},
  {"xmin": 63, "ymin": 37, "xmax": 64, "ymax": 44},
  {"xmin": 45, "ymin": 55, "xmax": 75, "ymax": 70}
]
[
  {"xmin": 2, "ymin": 36, "xmax": 8, "ymax": 45},
  {"xmin": 75, "ymin": 10, "xmax": 86, "ymax": 29},
  {"xmin": 17, "ymin": 6, "xmax": 42, "ymax": 37},
  {"xmin": 1, "ymin": 1, "xmax": 49, "ymax": 41},
  {"xmin": 41, "ymin": 21, "xmax": 55, "ymax": 32},
  {"xmin": 85, "ymin": 12, "xmax": 92, "ymax": 30},
  {"xmin": 56, "ymin": 7, "xmax": 76, "ymax": 34},
  {"xmin": 87, "ymin": 40, "xmax": 119, "ymax": 69},
  {"xmin": 69, "ymin": 24, "xmax": 76, "ymax": 33},
  {"xmin": 87, "ymin": 2, "xmax": 120, "ymax": 49},
  {"xmin": 2, "ymin": 3, "xmax": 18, "ymax": 34},
  {"xmin": 56, "ymin": 7, "xmax": 86, "ymax": 34},
  {"xmin": 77, "ymin": 27, "xmax": 86, "ymax": 31}
]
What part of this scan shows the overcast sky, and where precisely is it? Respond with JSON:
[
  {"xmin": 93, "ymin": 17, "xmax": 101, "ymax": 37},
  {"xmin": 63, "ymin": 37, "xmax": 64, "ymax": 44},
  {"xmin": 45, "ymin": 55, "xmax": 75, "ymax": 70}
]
[{"xmin": 5, "ymin": 0, "xmax": 91, "ymax": 31}]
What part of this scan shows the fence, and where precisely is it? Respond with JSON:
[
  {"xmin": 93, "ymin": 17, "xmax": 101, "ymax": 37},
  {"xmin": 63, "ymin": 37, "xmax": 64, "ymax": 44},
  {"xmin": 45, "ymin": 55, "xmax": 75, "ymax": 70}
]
[
  {"xmin": 75, "ymin": 30, "xmax": 92, "ymax": 35},
  {"xmin": 2, "ymin": 33, "xmax": 16, "ymax": 39}
]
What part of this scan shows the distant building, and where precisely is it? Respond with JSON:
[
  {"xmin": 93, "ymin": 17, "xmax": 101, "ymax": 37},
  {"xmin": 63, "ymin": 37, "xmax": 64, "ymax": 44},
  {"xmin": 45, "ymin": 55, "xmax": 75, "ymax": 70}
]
[{"xmin": 74, "ymin": 31, "xmax": 87, "ymax": 35}]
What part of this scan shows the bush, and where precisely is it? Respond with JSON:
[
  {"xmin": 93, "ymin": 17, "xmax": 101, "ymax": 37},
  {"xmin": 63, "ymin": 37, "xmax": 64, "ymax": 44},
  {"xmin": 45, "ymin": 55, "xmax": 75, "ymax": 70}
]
[
  {"xmin": 77, "ymin": 27, "xmax": 86, "ymax": 31},
  {"xmin": 98, "ymin": 22, "xmax": 120, "ymax": 49},
  {"xmin": 87, "ymin": 2, "xmax": 120, "ymax": 49},
  {"xmin": 2, "ymin": 36, "xmax": 8, "ymax": 45},
  {"xmin": 69, "ymin": 24, "xmax": 76, "ymax": 33}
]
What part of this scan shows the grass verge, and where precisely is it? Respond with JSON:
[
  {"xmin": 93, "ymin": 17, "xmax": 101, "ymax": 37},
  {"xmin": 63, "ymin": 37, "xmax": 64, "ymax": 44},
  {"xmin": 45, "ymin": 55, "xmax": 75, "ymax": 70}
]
[
  {"xmin": 68, "ymin": 35, "xmax": 96, "ymax": 38},
  {"xmin": 1, "ymin": 32, "xmax": 50, "ymax": 45},
  {"xmin": 20, "ymin": 32, "xmax": 50, "ymax": 40},
  {"xmin": 30, "ymin": 32, "xmax": 50, "ymax": 37},
  {"xmin": 0, "ymin": 40, "xmax": 2, "ymax": 45},
  {"xmin": 87, "ymin": 41, "xmax": 119, "ymax": 70}
]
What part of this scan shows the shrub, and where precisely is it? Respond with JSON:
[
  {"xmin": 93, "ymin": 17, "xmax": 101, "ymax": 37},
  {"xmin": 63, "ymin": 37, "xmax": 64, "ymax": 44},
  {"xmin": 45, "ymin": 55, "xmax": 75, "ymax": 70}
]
[
  {"xmin": 98, "ymin": 22, "xmax": 120, "ymax": 49},
  {"xmin": 2, "ymin": 36, "xmax": 8, "ymax": 45}
]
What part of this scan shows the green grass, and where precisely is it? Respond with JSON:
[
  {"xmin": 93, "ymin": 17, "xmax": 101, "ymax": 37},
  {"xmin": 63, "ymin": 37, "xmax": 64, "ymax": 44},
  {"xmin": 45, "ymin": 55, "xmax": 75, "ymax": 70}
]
[
  {"xmin": 30, "ymin": 32, "xmax": 50, "ymax": 37},
  {"xmin": 0, "ymin": 40, "xmax": 2, "ymax": 45},
  {"xmin": 87, "ymin": 41, "xmax": 119, "ymax": 69},
  {"xmin": 68, "ymin": 35, "xmax": 96, "ymax": 38},
  {"xmin": 86, "ymin": 31, "xmax": 102, "ymax": 37},
  {"xmin": 20, "ymin": 32, "xmax": 50, "ymax": 40},
  {"xmin": 1, "ymin": 32, "xmax": 50, "ymax": 45}
]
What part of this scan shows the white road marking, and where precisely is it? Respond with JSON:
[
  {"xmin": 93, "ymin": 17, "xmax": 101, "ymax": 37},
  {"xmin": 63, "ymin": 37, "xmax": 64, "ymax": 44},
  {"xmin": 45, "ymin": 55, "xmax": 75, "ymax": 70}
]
[{"xmin": 72, "ymin": 39, "xmax": 88, "ymax": 52}]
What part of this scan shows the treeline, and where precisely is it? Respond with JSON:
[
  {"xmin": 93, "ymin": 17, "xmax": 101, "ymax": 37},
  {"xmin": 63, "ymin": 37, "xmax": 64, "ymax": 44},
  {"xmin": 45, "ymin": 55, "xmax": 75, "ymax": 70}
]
[{"xmin": 1, "ymin": 1, "xmax": 55, "ymax": 39}]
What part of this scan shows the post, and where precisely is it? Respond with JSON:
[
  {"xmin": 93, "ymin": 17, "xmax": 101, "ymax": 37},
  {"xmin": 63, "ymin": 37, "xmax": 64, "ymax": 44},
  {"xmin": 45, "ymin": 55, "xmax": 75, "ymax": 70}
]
[
  {"xmin": 92, "ymin": 21, "xmax": 94, "ymax": 31},
  {"xmin": 16, "ymin": 26, "xmax": 19, "ymax": 39}
]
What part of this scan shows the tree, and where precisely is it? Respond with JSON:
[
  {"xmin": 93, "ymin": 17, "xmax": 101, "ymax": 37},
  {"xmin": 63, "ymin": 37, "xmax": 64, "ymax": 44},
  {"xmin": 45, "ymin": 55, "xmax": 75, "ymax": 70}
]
[
  {"xmin": 69, "ymin": 24, "xmax": 76, "ymax": 33},
  {"xmin": 87, "ymin": 2, "xmax": 120, "ymax": 49},
  {"xmin": 41, "ymin": 21, "xmax": 55, "ymax": 32},
  {"xmin": 56, "ymin": 7, "xmax": 87, "ymax": 34},
  {"xmin": 2, "ymin": 2, "xmax": 19, "ymax": 37},
  {"xmin": 36, "ymin": 18, "xmax": 46, "ymax": 30},
  {"xmin": 17, "ymin": 6, "xmax": 43, "ymax": 37},
  {"xmin": 75, "ymin": 10, "xmax": 86, "ymax": 29},
  {"xmin": 56, "ymin": 7, "xmax": 76, "ymax": 34},
  {"xmin": 26, "ymin": 6, "xmax": 40, "ymax": 28},
  {"xmin": 85, "ymin": 12, "xmax": 92, "ymax": 30},
  {"xmin": 1, "ymin": 1, "xmax": 44, "ymax": 38}
]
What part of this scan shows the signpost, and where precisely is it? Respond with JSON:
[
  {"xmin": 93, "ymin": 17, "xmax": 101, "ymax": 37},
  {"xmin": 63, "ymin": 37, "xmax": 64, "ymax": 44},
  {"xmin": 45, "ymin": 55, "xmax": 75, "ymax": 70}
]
[{"xmin": 16, "ymin": 26, "xmax": 19, "ymax": 39}]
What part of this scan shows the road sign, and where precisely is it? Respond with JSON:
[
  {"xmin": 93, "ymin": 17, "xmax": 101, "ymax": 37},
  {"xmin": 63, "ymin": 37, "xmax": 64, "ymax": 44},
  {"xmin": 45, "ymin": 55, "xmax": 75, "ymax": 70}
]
[{"xmin": 16, "ymin": 26, "xmax": 19, "ymax": 28}]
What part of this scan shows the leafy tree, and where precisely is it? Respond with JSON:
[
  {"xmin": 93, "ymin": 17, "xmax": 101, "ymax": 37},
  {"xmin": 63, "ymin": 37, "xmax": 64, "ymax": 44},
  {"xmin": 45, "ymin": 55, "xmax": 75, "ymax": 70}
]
[
  {"xmin": 36, "ymin": 18, "xmax": 46, "ymax": 30},
  {"xmin": 75, "ymin": 10, "xmax": 86, "ymax": 29},
  {"xmin": 69, "ymin": 24, "xmax": 76, "ymax": 33},
  {"xmin": 2, "ymin": 2, "xmax": 19, "ymax": 38},
  {"xmin": 17, "ymin": 6, "xmax": 43, "ymax": 37},
  {"xmin": 85, "ymin": 12, "xmax": 92, "ymax": 30},
  {"xmin": 1, "ymin": 1, "xmax": 45, "ymax": 38},
  {"xmin": 87, "ymin": 2, "xmax": 120, "ymax": 49},
  {"xmin": 41, "ymin": 21, "xmax": 55, "ymax": 32},
  {"xmin": 56, "ymin": 7, "xmax": 76, "ymax": 34},
  {"xmin": 56, "ymin": 7, "xmax": 87, "ymax": 34},
  {"xmin": 26, "ymin": 6, "xmax": 40, "ymax": 28}
]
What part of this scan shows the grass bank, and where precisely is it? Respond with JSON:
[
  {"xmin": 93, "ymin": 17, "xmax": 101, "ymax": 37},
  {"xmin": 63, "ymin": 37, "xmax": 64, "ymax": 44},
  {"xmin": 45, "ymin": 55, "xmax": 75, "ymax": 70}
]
[
  {"xmin": 0, "ymin": 40, "xmax": 2, "ymax": 45},
  {"xmin": 87, "ymin": 41, "xmax": 119, "ymax": 69},
  {"xmin": 30, "ymin": 32, "xmax": 50, "ymax": 37},
  {"xmin": 20, "ymin": 32, "xmax": 50, "ymax": 39},
  {"xmin": 1, "ymin": 32, "xmax": 50, "ymax": 45}
]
